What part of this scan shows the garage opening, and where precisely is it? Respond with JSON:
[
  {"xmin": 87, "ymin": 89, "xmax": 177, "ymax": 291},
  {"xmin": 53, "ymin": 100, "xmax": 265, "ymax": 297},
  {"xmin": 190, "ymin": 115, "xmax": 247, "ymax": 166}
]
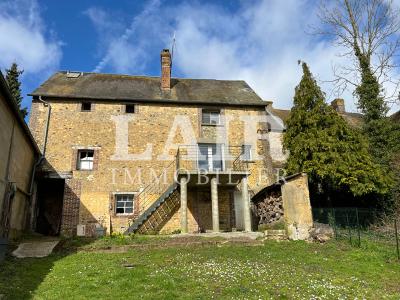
[{"xmin": 35, "ymin": 178, "xmax": 65, "ymax": 236}]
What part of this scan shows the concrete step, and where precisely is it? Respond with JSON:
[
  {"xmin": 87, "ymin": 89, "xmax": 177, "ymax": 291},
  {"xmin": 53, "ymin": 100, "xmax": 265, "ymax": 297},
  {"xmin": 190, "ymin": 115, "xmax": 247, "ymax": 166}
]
[{"xmin": 264, "ymin": 229, "xmax": 287, "ymax": 240}]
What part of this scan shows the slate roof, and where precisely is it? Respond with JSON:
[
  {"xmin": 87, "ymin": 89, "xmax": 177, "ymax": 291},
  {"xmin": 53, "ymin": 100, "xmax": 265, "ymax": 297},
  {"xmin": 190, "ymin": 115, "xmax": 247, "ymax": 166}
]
[
  {"xmin": 0, "ymin": 71, "xmax": 40, "ymax": 154},
  {"xmin": 270, "ymin": 107, "xmax": 364, "ymax": 128},
  {"xmin": 30, "ymin": 71, "xmax": 267, "ymax": 106}
]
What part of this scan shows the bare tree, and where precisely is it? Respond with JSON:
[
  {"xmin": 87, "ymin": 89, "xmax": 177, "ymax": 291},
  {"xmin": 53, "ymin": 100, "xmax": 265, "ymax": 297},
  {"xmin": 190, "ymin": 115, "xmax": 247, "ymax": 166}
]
[{"xmin": 316, "ymin": 0, "xmax": 400, "ymax": 104}]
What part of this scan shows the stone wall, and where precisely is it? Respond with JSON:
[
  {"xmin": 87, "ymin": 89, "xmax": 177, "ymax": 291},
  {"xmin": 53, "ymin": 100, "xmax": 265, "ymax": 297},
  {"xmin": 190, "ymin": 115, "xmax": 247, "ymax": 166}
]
[
  {"xmin": 0, "ymin": 88, "xmax": 37, "ymax": 238},
  {"xmin": 282, "ymin": 173, "xmax": 313, "ymax": 240},
  {"xmin": 29, "ymin": 99, "xmax": 275, "ymax": 235}
]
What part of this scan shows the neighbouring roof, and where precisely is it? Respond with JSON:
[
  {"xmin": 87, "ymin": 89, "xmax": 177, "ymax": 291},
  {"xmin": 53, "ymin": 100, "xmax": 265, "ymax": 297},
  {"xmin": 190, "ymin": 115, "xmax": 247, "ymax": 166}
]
[
  {"xmin": 0, "ymin": 71, "xmax": 40, "ymax": 154},
  {"xmin": 392, "ymin": 110, "xmax": 400, "ymax": 122},
  {"xmin": 270, "ymin": 107, "xmax": 364, "ymax": 127},
  {"xmin": 30, "ymin": 71, "xmax": 267, "ymax": 106}
]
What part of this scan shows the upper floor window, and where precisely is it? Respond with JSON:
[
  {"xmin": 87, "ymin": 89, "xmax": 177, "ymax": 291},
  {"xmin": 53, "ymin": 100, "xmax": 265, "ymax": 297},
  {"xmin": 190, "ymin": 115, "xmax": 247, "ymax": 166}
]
[
  {"xmin": 81, "ymin": 102, "xmax": 92, "ymax": 112},
  {"xmin": 125, "ymin": 104, "xmax": 136, "ymax": 114},
  {"xmin": 202, "ymin": 109, "xmax": 220, "ymax": 125},
  {"xmin": 241, "ymin": 144, "xmax": 252, "ymax": 161},
  {"xmin": 115, "ymin": 194, "xmax": 134, "ymax": 215},
  {"xmin": 77, "ymin": 150, "xmax": 94, "ymax": 170}
]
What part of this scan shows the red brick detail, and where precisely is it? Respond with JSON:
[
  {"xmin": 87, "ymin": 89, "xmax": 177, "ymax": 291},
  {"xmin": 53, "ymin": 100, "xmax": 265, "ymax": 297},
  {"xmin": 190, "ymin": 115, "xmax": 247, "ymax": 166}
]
[
  {"xmin": 109, "ymin": 193, "xmax": 115, "ymax": 216},
  {"xmin": 93, "ymin": 149, "xmax": 99, "ymax": 171},
  {"xmin": 60, "ymin": 178, "xmax": 81, "ymax": 236},
  {"xmin": 161, "ymin": 49, "xmax": 171, "ymax": 90}
]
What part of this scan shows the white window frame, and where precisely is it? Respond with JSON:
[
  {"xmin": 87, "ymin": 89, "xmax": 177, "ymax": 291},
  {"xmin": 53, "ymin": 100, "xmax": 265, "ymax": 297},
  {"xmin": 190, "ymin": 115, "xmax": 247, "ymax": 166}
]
[
  {"xmin": 202, "ymin": 109, "xmax": 221, "ymax": 125},
  {"xmin": 197, "ymin": 143, "xmax": 225, "ymax": 171},
  {"xmin": 77, "ymin": 150, "xmax": 94, "ymax": 170},
  {"xmin": 241, "ymin": 144, "xmax": 252, "ymax": 161},
  {"xmin": 115, "ymin": 193, "xmax": 135, "ymax": 215}
]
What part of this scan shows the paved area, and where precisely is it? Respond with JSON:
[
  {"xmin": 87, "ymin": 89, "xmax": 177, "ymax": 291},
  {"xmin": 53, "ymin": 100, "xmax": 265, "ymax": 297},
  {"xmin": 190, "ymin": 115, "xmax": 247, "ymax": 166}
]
[
  {"xmin": 171, "ymin": 231, "xmax": 264, "ymax": 240},
  {"xmin": 12, "ymin": 240, "xmax": 60, "ymax": 258}
]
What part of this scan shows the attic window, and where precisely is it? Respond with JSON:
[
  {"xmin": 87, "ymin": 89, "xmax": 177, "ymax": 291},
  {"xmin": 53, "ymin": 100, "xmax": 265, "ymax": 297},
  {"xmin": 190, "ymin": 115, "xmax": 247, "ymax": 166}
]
[
  {"xmin": 202, "ymin": 109, "xmax": 221, "ymax": 125},
  {"xmin": 125, "ymin": 104, "xmax": 136, "ymax": 114},
  {"xmin": 66, "ymin": 71, "xmax": 82, "ymax": 78},
  {"xmin": 81, "ymin": 102, "xmax": 92, "ymax": 111}
]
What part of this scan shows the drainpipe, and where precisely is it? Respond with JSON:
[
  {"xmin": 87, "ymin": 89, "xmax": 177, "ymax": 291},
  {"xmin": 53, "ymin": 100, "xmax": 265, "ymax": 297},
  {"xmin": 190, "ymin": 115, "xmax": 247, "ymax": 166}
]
[
  {"xmin": 28, "ymin": 96, "xmax": 51, "ymax": 229},
  {"xmin": 37, "ymin": 96, "xmax": 51, "ymax": 156}
]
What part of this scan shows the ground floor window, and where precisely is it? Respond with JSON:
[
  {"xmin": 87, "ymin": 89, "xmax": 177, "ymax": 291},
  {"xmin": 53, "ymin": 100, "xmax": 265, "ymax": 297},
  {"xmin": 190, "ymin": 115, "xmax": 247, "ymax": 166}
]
[{"xmin": 115, "ymin": 194, "xmax": 134, "ymax": 215}]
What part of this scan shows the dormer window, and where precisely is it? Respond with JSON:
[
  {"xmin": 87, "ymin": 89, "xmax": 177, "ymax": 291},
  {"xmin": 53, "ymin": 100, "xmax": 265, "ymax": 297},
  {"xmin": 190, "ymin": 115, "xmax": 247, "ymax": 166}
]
[
  {"xmin": 81, "ymin": 102, "xmax": 92, "ymax": 112},
  {"xmin": 202, "ymin": 109, "xmax": 220, "ymax": 125}
]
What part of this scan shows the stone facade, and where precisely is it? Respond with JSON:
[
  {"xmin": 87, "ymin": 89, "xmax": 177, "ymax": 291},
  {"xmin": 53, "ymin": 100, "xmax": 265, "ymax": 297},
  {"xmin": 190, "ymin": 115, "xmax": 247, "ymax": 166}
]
[{"xmin": 29, "ymin": 98, "xmax": 279, "ymax": 236}]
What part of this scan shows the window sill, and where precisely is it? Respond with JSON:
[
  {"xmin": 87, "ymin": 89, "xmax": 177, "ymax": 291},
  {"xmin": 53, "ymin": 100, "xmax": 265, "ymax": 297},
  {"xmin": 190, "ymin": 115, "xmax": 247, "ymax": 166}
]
[
  {"xmin": 114, "ymin": 213, "xmax": 135, "ymax": 218},
  {"xmin": 201, "ymin": 123, "xmax": 224, "ymax": 127}
]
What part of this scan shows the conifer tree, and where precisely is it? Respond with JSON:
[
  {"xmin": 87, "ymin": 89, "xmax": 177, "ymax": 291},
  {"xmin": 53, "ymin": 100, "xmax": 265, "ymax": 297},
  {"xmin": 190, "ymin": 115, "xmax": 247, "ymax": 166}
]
[
  {"xmin": 355, "ymin": 49, "xmax": 400, "ymax": 210},
  {"xmin": 5, "ymin": 63, "xmax": 28, "ymax": 118},
  {"xmin": 284, "ymin": 62, "xmax": 390, "ymax": 197}
]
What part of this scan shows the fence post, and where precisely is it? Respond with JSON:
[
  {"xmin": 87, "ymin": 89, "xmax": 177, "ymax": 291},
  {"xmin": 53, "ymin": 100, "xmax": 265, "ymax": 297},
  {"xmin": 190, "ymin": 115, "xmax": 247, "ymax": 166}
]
[
  {"xmin": 331, "ymin": 207, "xmax": 338, "ymax": 240},
  {"xmin": 346, "ymin": 212, "xmax": 352, "ymax": 245},
  {"xmin": 356, "ymin": 207, "xmax": 361, "ymax": 247},
  {"xmin": 395, "ymin": 218, "xmax": 400, "ymax": 261}
]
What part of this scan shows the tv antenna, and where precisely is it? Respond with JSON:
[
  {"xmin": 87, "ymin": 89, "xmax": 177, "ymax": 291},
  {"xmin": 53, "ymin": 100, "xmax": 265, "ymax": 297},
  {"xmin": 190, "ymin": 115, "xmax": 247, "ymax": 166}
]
[{"xmin": 171, "ymin": 31, "xmax": 176, "ymax": 65}]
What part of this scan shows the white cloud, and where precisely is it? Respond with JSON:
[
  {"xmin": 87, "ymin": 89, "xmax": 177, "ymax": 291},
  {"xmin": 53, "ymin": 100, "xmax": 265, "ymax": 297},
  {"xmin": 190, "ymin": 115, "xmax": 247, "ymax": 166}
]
[
  {"xmin": 86, "ymin": 0, "xmax": 400, "ymax": 114},
  {"xmin": 85, "ymin": 0, "xmax": 165, "ymax": 74},
  {"xmin": 0, "ymin": 0, "xmax": 62, "ymax": 75}
]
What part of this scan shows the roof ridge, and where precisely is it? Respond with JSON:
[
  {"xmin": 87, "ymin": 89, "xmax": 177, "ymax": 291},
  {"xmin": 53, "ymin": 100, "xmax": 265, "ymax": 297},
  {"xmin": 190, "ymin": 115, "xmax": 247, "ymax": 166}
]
[{"xmin": 57, "ymin": 70, "xmax": 247, "ymax": 82}]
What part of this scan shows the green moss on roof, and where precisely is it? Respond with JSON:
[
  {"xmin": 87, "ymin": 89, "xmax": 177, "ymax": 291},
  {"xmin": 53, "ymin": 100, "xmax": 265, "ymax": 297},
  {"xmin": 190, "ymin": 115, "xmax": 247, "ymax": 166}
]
[{"xmin": 30, "ymin": 71, "xmax": 266, "ymax": 106}]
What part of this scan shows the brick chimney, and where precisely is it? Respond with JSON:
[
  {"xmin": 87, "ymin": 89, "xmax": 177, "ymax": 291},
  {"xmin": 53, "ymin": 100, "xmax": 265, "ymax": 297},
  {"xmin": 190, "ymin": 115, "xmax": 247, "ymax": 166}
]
[
  {"xmin": 331, "ymin": 98, "xmax": 345, "ymax": 113},
  {"xmin": 160, "ymin": 49, "xmax": 171, "ymax": 90}
]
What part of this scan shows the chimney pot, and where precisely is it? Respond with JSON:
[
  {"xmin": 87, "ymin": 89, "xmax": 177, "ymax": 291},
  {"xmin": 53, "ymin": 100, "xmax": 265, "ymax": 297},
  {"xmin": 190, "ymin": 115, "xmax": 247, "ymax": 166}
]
[
  {"xmin": 160, "ymin": 49, "xmax": 171, "ymax": 90},
  {"xmin": 331, "ymin": 98, "xmax": 345, "ymax": 113}
]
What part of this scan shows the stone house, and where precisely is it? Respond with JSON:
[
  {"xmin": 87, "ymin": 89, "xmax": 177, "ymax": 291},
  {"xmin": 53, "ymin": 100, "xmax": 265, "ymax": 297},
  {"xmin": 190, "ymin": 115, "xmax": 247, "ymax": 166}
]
[
  {"xmin": 0, "ymin": 71, "xmax": 40, "ymax": 239},
  {"xmin": 29, "ymin": 49, "xmax": 287, "ymax": 236}
]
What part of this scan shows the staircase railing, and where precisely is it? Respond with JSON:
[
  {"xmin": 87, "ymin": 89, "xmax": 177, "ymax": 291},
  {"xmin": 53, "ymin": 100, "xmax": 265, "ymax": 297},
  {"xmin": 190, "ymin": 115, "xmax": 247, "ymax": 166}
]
[
  {"xmin": 134, "ymin": 144, "xmax": 253, "ymax": 223},
  {"xmin": 135, "ymin": 159, "xmax": 177, "ymax": 218},
  {"xmin": 176, "ymin": 145, "xmax": 250, "ymax": 172}
]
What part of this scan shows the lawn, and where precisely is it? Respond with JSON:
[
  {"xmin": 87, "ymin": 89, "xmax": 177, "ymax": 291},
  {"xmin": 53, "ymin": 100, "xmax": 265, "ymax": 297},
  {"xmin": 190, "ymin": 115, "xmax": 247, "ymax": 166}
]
[{"xmin": 0, "ymin": 235, "xmax": 399, "ymax": 299}]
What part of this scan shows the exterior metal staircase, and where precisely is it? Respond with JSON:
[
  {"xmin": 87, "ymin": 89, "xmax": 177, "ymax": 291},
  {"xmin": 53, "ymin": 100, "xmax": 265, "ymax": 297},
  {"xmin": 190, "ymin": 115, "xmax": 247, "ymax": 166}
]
[
  {"xmin": 125, "ymin": 145, "xmax": 252, "ymax": 235},
  {"xmin": 125, "ymin": 159, "xmax": 179, "ymax": 234},
  {"xmin": 127, "ymin": 183, "xmax": 179, "ymax": 234}
]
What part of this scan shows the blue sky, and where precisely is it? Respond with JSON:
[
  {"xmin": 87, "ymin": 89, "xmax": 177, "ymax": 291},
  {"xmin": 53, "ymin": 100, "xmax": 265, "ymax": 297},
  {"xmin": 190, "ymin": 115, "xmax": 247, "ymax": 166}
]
[{"xmin": 0, "ymin": 0, "xmax": 399, "ymax": 117}]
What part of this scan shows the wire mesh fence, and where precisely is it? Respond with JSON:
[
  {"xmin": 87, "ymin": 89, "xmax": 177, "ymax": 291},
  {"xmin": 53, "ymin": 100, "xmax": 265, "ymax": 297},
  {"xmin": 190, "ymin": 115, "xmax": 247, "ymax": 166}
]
[{"xmin": 312, "ymin": 207, "xmax": 400, "ymax": 260}]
